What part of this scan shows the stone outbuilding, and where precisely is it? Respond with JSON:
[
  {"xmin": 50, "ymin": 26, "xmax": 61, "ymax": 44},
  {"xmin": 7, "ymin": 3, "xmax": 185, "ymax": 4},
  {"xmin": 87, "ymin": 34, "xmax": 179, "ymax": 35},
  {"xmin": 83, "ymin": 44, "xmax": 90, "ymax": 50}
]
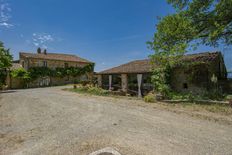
[{"xmin": 97, "ymin": 52, "xmax": 230, "ymax": 96}]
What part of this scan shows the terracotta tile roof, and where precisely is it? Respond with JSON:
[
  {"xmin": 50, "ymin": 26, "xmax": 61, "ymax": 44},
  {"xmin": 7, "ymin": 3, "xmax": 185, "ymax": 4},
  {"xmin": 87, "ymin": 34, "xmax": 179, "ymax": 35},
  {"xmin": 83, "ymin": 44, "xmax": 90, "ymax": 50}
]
[
  {"xmin": 98, "ymin": 59, "xmax": 153, "ymax": 74},
  {"xmin": 181, "ymin": 51, "xmax": 221, "ymax": 62},
  {"xmin": 98, "ymin": 52, "xmax": 221, "ymax": 74},
  {"xmin": 19, "ymin": 52, "xmax": 92, "ymax": 63}
]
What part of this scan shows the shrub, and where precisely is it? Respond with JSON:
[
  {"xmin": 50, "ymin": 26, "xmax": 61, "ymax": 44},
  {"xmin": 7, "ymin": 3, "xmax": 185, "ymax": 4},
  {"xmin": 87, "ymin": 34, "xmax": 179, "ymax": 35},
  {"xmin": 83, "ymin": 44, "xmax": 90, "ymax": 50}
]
[
  {"xmin": 73, "ymin": 79, "xmax": 80, "ymax": 84},
  {"xmin": 80, "ymin": 80, "xmax": 91, "ymax": 86},
  {"xmin": 73, "ymin": 85, "xmax": 109, "ymax": 96},
  {"xmin": 144, "ymin": 93, "xmax": 155, "ymax": 103},
  {"xmin": 87, "ymin": 86, "xmax": 109, "ymax": 96},
  {"xmin": 11, "ymin": 68, "xmax": 31, "ymax": 88}
]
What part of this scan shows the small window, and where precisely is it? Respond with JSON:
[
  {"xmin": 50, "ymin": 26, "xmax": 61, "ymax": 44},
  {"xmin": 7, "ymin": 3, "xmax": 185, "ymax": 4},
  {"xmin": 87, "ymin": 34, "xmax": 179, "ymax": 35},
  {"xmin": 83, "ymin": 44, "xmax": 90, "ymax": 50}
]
[
  {"xmin": 22, "ymin": 61, "xmax": 25, "ymax": 68},
  {"xmin": 43, "ymin": 61, "xmax": 47, "ymax": 67},
  {"xmin": 183, "ymin": 83, "xmax": 188, "ymax": 89},
  {"xmin": 64, "ymin": 63, "xmax": 68, "ymax": 68}
]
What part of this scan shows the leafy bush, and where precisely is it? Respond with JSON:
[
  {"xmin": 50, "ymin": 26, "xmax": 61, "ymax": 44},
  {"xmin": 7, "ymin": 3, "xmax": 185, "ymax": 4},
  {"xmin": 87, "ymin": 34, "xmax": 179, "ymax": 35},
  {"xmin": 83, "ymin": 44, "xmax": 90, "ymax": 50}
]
[
  {"xmin": 144, "ymin": 93, "xmax": 155, "ymax": 103},
  {"xmin": 11, "ymin": 68, "xmax": 31, "ymax": 88},
  {"xmin": 11, "ymin": 68, "xmax": 30, "ymax": 80},
  {"xmin": 80, "ymin": 80, "xmax": 91, "ymax": 86},
  {"xmin": 0, "ymin": 69, "xmax": 7, "ymax": 88},
  {"xmin": 87, "ymin": 86, "xmax": 109, "ymax": 95},
  {"xmin": 72, "ymin": 85, "xmax": 109, "ymax": 96}
]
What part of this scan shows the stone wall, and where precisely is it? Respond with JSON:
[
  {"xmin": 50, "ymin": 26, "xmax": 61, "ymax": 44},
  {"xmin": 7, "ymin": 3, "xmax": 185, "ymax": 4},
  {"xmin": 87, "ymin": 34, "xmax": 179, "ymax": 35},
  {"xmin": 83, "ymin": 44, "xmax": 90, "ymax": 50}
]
[
  {"xmin": 5, "ymin": 73, "xmax": 24, "ymax": 89},
  {"xmin": 170, "ymin": 67, "xmax": 208, "ymax": 94},
  {"xmin": 7, "ymin": 73, "xmax": 92, "ymax": 89},
  {"xmin": 28, "ymin": 74, "xmax": 91, "ymax": 88},
  {"xmin": 170, "ymin": 54, "xmax": 227, "ymax": 94}
]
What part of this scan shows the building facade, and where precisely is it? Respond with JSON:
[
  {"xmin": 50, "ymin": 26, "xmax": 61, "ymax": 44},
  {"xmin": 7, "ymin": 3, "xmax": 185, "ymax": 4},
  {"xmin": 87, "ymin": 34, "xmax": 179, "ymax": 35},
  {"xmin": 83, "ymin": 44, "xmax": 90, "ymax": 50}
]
[
  {"xmin": 7, "ymin": 49, "xmax": 94, "ymax": 88},
  {"xmin": 97, "ymin": 52, "xmax": 230, "ymax": 96}
]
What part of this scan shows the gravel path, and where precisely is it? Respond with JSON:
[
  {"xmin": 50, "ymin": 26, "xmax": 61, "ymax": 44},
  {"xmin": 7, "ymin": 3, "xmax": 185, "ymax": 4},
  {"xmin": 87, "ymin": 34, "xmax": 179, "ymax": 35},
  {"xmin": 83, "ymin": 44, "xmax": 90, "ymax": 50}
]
[{"xmin": 0, "ymin": 86, "xmax": 232, "ymax": 155}]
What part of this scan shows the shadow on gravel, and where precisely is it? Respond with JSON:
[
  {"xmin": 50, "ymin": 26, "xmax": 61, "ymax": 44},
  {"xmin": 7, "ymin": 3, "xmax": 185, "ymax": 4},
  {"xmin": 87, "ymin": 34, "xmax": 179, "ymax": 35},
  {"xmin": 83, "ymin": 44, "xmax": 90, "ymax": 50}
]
[{"xmin": 0, "ymin": 90, "xmax": 17, "ymax": 94}]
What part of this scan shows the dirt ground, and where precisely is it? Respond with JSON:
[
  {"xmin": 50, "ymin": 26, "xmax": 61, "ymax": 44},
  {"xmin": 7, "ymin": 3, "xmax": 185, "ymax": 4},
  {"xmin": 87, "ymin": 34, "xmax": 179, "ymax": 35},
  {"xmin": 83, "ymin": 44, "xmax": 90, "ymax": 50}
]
[{"xmin": 0, "ymin": 86, "xmax": 232, "ymax": 155}]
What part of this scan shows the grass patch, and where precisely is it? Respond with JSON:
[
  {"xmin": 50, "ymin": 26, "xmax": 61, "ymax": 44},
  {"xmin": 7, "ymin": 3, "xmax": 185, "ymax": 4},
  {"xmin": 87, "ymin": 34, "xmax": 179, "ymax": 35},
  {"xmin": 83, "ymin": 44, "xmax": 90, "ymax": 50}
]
[
  {"xmin": 64, "ymin": 85, "xmax": 232, "ymax": 116},
  {"xmin": 66, "ymin": 86, "xmax": 110, "ymax": 96},
  {"xmin": 144, "ymin": 93, "xmax": 156, "ymax": 103},
  {"xmin": 160, "ymin": 102, "xmax": 232, "ymax": 116}
]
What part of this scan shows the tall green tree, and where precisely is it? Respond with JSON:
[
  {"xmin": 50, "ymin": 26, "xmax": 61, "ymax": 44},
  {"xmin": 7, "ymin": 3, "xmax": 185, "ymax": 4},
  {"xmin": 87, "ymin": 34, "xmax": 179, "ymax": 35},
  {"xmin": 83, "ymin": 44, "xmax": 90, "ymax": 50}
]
[
  {"xmin": 0, "ymin": 41, "xmax": 13, "ymax": 87},
  {"xmin": 0, "ymin": 41, "xmax": 12, "ymax": 69},
  {"xmin": 148, "ymin": 0, "xmax": 232, "ymax": 56}
]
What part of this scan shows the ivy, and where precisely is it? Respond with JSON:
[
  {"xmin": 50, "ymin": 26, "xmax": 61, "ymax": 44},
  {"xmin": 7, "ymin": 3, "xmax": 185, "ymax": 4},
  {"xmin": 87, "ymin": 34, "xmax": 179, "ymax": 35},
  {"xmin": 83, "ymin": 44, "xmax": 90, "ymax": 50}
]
[
  {"xmin": 28, "ymin": 63, "xmax": 94, "ymax": 80},
  {"xmin": 11, "ymin": 63, "xmax": 94, "ymax": 87}
]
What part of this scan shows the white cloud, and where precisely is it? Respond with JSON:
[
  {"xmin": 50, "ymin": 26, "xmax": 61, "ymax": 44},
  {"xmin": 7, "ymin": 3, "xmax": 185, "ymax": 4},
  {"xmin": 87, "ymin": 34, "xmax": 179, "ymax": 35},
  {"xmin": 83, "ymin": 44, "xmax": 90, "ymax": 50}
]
[
  {"xmin": 0, "ymin": 0, "xmax": 13, "ymax": 28},
  {"xmin": 31, "ymin": 33, "xmax": 56, "ymax": 49},
  {"xmin": 0, "ymin": 22, "xmax": 12, "ymax": 28}
]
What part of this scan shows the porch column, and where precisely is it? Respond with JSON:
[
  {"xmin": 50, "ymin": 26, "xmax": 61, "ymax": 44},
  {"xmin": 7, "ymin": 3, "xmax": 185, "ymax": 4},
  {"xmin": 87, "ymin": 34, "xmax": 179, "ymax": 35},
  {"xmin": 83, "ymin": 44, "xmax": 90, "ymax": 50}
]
[
  {"xmin": 137, "ymin": 74, "xmax": 143, "ymax": 97},
  {"xmin": 121, "ymin": 74, "xmax": 128, "ymax": 92},
  {"xmin": 97, "ymin": 74, "xmax": 102, "ymax": 87},
  {"xmin": 109, "ymin": 75, "xmax": 112, "ymax": 90}
]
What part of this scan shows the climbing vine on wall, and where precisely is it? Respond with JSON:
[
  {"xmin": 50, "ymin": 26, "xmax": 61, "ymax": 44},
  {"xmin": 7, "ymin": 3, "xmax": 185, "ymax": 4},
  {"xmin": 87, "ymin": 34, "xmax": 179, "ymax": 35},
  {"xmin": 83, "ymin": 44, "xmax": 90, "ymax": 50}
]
[
  {"xmin": 12, "ymin": 63, "xmax": 94, "ymax": 81},
  {"xmin": 150, "ymin": 53, "xmax": 213, "ymax": 97},
  {"xmin": 28, "ymin": 63, "xmax": 94, "ymax": 80}
]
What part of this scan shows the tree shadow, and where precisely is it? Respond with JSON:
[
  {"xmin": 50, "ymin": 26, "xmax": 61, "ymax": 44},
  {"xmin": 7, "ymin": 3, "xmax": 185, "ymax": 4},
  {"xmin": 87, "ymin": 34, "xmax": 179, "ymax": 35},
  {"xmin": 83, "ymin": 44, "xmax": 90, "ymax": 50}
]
[{"xmin": 0, "ymin": 90, "xmax": 17, "ymax": 94}]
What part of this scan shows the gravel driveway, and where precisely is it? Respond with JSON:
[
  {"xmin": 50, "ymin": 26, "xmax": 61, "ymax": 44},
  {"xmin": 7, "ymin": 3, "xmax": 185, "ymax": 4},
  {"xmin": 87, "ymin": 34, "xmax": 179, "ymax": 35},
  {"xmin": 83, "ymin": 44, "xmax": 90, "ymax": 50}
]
[{"xmin": 0, "ymin": 86, "xmax": 232, "ymax": 155}]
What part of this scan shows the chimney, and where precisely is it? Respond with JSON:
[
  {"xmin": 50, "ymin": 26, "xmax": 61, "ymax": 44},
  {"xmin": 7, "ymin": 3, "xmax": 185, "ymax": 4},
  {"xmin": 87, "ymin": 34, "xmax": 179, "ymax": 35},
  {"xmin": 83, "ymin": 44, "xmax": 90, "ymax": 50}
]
[
  {"xmin": 44, "ymin": 49, "xmax": 47, "ymax": 55},
  {"xmin": 37, "ymin": 47, "xmax": 41, "ymax": 54}
]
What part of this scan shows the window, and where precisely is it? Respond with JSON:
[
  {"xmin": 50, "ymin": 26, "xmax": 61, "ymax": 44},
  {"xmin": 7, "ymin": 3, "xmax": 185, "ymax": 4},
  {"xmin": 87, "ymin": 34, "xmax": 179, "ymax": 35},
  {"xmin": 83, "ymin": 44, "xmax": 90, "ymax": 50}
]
[
  {"xmin": 64, "ymin": 63, "xmax": 68, "ymax": 68},
  {"xmin": 43, "ymin": 61, "xmax": 47, "ymax": 67},
  {"xmin": 22, "ymin": 61, "xmax": 25, "ymax": 68},
  {"xmin": 183, "ymin": 83, "xmax": 188, "ymax": 89}
]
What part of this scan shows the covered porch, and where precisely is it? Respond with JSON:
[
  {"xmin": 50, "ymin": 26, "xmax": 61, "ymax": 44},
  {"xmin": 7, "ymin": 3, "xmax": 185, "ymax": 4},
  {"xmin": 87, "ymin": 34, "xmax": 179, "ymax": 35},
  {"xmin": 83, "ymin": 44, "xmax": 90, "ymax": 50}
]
[{"xmin": 97, "ymin": 59, "xmax": 153, "ymax": 97}]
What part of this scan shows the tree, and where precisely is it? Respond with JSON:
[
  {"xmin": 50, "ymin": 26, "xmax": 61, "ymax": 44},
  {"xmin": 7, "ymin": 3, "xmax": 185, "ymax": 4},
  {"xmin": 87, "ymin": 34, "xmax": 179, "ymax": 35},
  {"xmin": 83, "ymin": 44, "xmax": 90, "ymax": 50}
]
[
  {"xmin": 147, "ymin": 0, "xmax": 232, "ymax": 96},
  {"xmin": 0, "ymin": 41, "xmax": 12, "ymax": 69},
  {"xmin": 0, "ymin": 41, "xmax": 12, "ymax": 87},
  {"xmin": 148, "ymin": 0, "xmax": 232, "ymax": 56}
]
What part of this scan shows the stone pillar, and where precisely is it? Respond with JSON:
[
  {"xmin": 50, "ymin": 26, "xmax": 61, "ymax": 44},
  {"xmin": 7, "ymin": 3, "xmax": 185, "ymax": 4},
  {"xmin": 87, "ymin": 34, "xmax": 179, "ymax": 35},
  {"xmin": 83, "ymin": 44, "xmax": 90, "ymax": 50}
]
[
  {"xmin": 121, "ymin": 74, "xmax": 128, "ymax": 93},
  {"xmin": 109, "ymin": 75, "xmax": 112, "ymax": 90},
  {"xmin": 97, "ymin": 74, "xmax": 102, "ymax": 87},
  {"xmin": 137, "ymin": 74, "xmax": 143, "ymax": 97}
]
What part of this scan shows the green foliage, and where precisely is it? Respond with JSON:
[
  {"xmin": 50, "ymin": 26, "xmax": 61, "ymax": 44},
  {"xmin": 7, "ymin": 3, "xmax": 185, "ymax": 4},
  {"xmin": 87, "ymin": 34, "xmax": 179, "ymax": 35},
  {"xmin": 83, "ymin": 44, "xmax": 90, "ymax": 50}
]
[
  {"xmin": 28, "ymin": 63, "xmax": 94, "ymax": 80},
  {"xmin": 11, "ymin": 68, "xmax": 31, "ymax": 80},
  {"xmin": 11, "ymin": 68, "xmax": 31, "ymax": 87},
  {"xmin": 0, "ymin": 41, "xmax": 13, "ymax": 87},
  {"xmin": 144, "ymin": 93, "xmax": 156, "ymax": 103},
  {"xmin": 150, "ymin": 57, "xmax": 172, "ymax": 97},
  {"xmin": 168, "ymin": 91, "xmax": 196, "ymax": 101},
  {"xmin": 167, "ymin": 90, "xmax": 225, "ymax": 101},
  {"xmin": 148, "ymin": 13, "xmax": 194, "ymax": 56},
  {"xmin": 0, "ymin": 69, "xmax": 7, "ymax": 87},
  {"xmin": 28, "ymin": 67, "xmax": 53, "ymax": 79},
  {"xmin": 72, "ymin": 85, "xmax": 109, "ymax": 96},
  {"xmin": 148, "ymin": 0, "xmax": 232, "ymax": 55},
  {"xmin": 0, "ymin": 41, "xmax": 13, "ymax": 69}
]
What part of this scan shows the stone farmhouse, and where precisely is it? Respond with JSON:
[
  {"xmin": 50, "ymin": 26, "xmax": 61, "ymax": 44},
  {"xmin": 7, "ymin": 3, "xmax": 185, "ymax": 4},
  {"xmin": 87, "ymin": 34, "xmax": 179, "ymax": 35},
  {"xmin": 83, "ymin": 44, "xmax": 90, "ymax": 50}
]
[
  {"xmin": 6, "ymin": 49, "xmax": 94, "ymax": 88},
  {"xmin": 97, "ymin": 52, "xmax": 231, "ymax": 96}
]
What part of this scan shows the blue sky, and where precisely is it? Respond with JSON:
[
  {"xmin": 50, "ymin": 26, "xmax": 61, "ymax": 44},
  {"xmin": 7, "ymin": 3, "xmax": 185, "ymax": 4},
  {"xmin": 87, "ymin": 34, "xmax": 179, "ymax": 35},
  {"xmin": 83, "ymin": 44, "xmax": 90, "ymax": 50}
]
[{"xmin": 0, "ymin": 0, "xmax": 231, "ymax": 72}]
